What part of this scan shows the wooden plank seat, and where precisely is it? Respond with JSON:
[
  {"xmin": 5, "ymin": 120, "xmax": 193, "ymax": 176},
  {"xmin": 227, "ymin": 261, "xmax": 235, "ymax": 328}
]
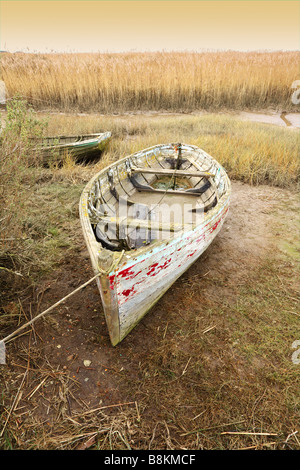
[
  {"xmin": 98, "ymin": 215, "xmax": 188, "ymax": 232},
  {"xmin": 128, "ymin": 172, "xmax": 212, "ymax": 196},
  {"xmin": 94, "ymin": 162, "xmax": 218, "ymax": 250},
  {"xmin": 130, "ymin": 166, "xmax": 215, "ymax": 178},
  {"xmin": 95, "ymin": 203, "xmax": 163, "ymax": 250}
]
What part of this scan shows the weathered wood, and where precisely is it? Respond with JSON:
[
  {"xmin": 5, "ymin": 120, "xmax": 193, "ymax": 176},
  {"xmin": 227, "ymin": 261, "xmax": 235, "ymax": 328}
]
[
  {"xmin": 130, "ymin": 176, "xmax": 211, "ymax": 196},
  {"xmin": 34, "ymin": 132, "xmax": 111, "ymax": 162},
  {"xmin": 131, "ymin": 167, "xmax": 214, "ymax": 178},
  {"xmin": 99, "ymin": 215, "xmax": 188, "ymax": 232},
  {"xmin": 79, "ymin": 142, "xmax": 231, "ymax": 346}
]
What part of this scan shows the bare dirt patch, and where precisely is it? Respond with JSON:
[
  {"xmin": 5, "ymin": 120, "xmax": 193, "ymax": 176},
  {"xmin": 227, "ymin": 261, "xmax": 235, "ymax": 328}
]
[{"xmin": 236, "ymin": 111, "xmax": 300, "ymax": 129}]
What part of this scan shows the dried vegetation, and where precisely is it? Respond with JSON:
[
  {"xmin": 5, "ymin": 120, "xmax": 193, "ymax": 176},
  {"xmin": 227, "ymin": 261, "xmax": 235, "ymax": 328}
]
[
  {"xmin": 0, "ymin": 73, "xmax": 299, "ymax": 450},
  {"xmin": 1, "ymin": 51, "xmax": 299, "ymax": 112}
]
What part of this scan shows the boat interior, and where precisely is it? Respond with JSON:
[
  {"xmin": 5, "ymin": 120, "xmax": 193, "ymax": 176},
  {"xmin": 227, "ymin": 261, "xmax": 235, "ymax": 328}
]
[
  {"xmin": 87, "ymin": 144, "xmax": 226, "ymax": 252},
  {"xmin": 40, "ymin": 134, "xmax": 102, "ymax": 146}
]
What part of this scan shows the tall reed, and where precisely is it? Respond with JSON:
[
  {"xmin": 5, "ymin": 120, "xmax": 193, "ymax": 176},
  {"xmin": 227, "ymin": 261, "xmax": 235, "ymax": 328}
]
[{"xmin": 1, "ymin": 51, "xmax": 299, "ymax": 112}]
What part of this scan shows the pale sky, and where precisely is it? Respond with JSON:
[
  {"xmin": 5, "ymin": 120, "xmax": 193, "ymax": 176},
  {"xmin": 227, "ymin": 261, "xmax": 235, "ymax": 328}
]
[{"xmin": 0, "ymin": 0, "xmax": 299, "ymax": 53}]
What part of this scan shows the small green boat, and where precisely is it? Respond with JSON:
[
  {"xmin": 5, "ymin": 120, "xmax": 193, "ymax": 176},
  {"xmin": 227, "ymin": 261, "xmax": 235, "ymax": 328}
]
[{"xmin": 36, "ymin": 132, "xmax": 111, "ymax": 163}]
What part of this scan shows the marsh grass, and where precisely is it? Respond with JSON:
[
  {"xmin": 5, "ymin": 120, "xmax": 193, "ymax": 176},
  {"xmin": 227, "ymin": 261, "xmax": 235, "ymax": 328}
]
[
  {"xmin": 45, "ymin": 112, "xmax": 300, "ymax": 188},
  {"xmin": 0, "ymin": 104, "xmax": 299, "ymax": 450},
  {"xmin": 1, "ymin": 51, "xmax": 299, "ymax": 113},
  {"xmin": 0, "ymin": 105, "xmax": 298, "ymax": 296},
  {"xmin": 0, "ymin": 98, "xmax": 48, "ymax": 289}
]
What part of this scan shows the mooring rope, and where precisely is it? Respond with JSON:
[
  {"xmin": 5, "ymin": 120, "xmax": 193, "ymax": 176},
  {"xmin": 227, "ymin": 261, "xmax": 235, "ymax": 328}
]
[
  {"xmin": 0, "ymin": 250, "xmax": 125, "ymax": 353},
  {"xmin": 1, "ymin": 273, "xmax": 101, "ymax": 346}
]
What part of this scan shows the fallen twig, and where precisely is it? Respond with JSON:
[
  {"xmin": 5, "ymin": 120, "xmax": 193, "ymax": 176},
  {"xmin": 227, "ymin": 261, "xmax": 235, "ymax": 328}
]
[
  {"xmin": 238, "ymin": 442, "xmax": 277, "ymax": 450},
  {"xmin": 181, "ymin": 420, "xmax": 245, "ymax": 436},
  {"xmin": 0, "ymin": 265, "xmax": 23, "ymax": 277},
  {"xmin": 221, "ymin": 431, "xmax": 278, "ymax": 436},
  {"xmin": 0, "ymin": 370, "xmax": 28, "ymax": 437},
  {"xmin": 26, "ymin": 377, "xmax": 47, "ymax": 400},
  {"xmin": 202, "ymin": 325, "xmax": 217, "ymax": 334},
  {"xmin": 74, "ymin": 401, "xmax": 136, "ymax": 417}
]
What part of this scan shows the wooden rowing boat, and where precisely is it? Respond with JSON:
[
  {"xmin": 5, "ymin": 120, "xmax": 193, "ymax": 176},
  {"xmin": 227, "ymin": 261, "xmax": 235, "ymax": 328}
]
[
  {"xmin": 79, "ymin": 143, "xmax": 231, "ymax": 346},
  {"xmin": 35, "ymin": 132, "xmax": 111, "ymax": 163}
]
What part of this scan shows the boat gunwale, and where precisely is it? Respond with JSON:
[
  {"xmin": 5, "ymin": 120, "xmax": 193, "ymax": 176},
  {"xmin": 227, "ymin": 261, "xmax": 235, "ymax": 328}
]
[
  {"xmin": 79, "ymin": 142, "xmax": 231, "ymax": 271},
  {"xmin": 79, "ymin": 142, "xmax": 231, "ymax": 346},
  {"xmin": 35, "ymin": 131, "xmax": 111, "ymax": 152}
]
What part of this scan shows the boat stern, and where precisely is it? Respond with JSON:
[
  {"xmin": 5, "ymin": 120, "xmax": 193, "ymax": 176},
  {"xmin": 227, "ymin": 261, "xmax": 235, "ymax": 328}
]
[{"xmin": 98, "ymin": 132, "xmax": 111, "ymax": 152}]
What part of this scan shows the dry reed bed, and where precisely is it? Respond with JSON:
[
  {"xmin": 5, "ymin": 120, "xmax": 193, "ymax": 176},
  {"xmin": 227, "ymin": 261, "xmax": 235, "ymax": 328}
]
[{"xmin": 1, "ymin": 51, "xmax": 299, "ymax": 112}]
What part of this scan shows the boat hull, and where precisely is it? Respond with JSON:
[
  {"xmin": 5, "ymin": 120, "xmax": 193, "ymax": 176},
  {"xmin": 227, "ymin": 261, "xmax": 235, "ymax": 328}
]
[
  {"xmin": 79, "ymin": 143, "xmax": 231, "ymax": 346},
  {"xmin": 101, "ymin": 199, "xmax": 229, "ymax": 345},
  {"xmin": 37, "ymin": 132, "xmax": 111, "ymax": 163}
]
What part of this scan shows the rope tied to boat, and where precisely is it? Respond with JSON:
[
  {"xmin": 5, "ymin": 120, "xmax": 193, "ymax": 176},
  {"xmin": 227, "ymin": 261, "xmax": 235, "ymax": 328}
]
[
  {"xmin": 0, "ymin": 250, "xmax": 125, "ymax": 362},
  {"xmin": 97, "ymin": 249, "xmax": 125, "ymax": 274}
]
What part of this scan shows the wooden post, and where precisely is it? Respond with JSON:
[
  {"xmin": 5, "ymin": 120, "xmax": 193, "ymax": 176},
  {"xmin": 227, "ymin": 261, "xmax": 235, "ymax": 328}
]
[{"xmin": 173, "ymin": 143, "xmax": 182, "ymax": 189}]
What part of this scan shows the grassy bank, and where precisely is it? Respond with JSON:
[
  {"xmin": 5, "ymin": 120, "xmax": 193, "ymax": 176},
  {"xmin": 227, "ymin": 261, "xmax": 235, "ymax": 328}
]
[
  {"xmin": 1, "ymin": 51, "xmax": 299, "ymax": 113},
  {"xmin": 0, "ymin": 105, "xmax": 299, "ymax": 284},
  {"xmin": 44, "ymin": 111, "xmax": 300, "ymax": 187},
  {"xmin": 0, "ymin": 105, "xmax": 299, "ymax": 450}
]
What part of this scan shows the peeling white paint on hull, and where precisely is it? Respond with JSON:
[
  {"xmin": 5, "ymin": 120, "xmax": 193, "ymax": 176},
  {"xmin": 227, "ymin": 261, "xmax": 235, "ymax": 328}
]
[{"xmin": 115, "ymin": 205, "xmax": 228, "ymax": 341}]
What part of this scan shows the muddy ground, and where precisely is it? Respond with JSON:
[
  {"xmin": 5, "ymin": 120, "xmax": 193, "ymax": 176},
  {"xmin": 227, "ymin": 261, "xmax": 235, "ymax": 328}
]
[{"xmin": 2, "ymin": 176, "xmax": 299, "ymax": 449}]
